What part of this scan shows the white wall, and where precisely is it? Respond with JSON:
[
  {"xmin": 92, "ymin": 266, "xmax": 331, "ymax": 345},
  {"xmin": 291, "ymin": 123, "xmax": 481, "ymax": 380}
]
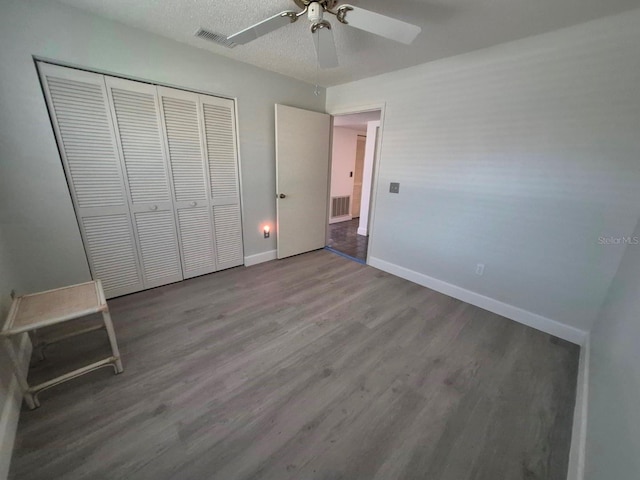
[
  {"xmin": 584, "ymin": 219, "xmax": 640, "ymax": 480},
  {"xmin": 330, "ymin": 127, "xmax": 359, "ymax": 216},
  {"xmin": 327, "ymin": 8, "xmax": 640, "ymax": 336},
  {"xmin": 0, "ymin": 0, "xmax": 325, "ymax": 297}
]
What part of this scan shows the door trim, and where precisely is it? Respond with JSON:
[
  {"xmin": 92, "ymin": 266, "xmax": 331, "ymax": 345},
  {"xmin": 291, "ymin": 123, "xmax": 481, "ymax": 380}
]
[{"xmin": 326, "ymin": 103, "xmax": 386, "ymax": 265}]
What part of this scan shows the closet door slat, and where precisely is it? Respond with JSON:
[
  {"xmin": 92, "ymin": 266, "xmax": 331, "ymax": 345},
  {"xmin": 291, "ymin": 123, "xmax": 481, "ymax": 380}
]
[
  {"xmin": 161, "ymin": 96, "xmax": 208, "ymax": 202},
  {"xmin": 105, "ymin": 77, "xmax": 183, "ymax": 288},
  {"xmin": 213, "ymin": 204, "xmax": 244, "ymax": 270},
  {"xmin": 158, "ymin": 87, "xmax": 218, "ymax": 279},
  {"xmin": 133, "ymin": 209, "xmax": 183, "ymax": 287},
  {"xmin": 46, "ymin": 77, "xmax": 125, "ymax": 209},
  {"xmin": 177, "ymin": 207, "xmax": 216, "ymax": 273},
  {"xmin": 203, "ymin": 102, "xmax": 240, "ymax": 204},
  {"xmin": 82, "ymin": 214, "xmax": 141, "ymax": 293},
  {"xmin": 109, "ymin": 87, "xmax": 171, "ymax": 204},
  {"xmin": 201, "ymin": 96, "xmax": 244, "ymax": 269},
  {"xmin": 38, "ymin": 63, "xmax": 143, "ymax": 298}
]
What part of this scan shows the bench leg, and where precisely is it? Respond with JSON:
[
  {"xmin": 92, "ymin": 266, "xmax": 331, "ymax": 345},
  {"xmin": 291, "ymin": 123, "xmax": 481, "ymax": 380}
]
[
  {"xmin": 29, "ymin": 330, "xmax": 46, "ymax": 363},
  {"xmin": 102, "ymin": 310, "xmax": 123, "ymax": 374},
  {"xmin": 2, "ymin": 335, "xmax": 37, "ymax": 409}
]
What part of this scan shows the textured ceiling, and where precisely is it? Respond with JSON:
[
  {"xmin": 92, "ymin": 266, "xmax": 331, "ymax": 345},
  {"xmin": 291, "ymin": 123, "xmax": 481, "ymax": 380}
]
[{"xmin": 56, "ymin": 0, "xmax": 639, "ymax": 86}]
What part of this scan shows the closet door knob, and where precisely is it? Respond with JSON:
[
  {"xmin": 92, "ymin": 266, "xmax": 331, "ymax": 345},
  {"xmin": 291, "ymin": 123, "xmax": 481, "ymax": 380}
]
[
  {"xmin": 149, "ymin": 205, "xmax": 158, "ymax": 211},
  {"xmin": 190, "ymin": 201, "xmax": 198, "ymax": 207},
  {"xmin": 278, "ymin": 193, "xmax": 287, "ymax": 199}
]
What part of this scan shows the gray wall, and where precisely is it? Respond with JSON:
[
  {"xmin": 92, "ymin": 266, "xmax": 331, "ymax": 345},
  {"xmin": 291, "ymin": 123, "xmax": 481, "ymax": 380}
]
[
  {"xmin": 326, "ymin": 8, "xmax": 640, "ymax": 333},
  {"xmin": 0, "ymin": 0, "xmax": 325, "ymax": 296},
  {"xmin": 585, "ymin": 218, "xmax": 640, "ymax": 480}
]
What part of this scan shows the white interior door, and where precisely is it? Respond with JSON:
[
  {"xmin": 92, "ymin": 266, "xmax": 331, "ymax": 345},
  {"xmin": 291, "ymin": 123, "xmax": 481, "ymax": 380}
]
[{"xmin": 275, "ymin": 104, "xmax": 331, "ymax": 259}]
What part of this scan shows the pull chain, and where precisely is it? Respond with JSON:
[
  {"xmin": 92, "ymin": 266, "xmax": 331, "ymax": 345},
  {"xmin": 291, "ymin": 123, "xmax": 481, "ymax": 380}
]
[{"xmin": 314, "ymin": 28, "xmax": 320, "ymax": 96}]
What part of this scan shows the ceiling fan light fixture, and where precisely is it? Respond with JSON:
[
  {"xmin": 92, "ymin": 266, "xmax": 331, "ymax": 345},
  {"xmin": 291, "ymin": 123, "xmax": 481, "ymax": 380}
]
[
  {"xmin": 280, "ymin": 11, "xmax": 300, "ymax": 23},
  {"xmin": 336, "ymin": 5, "xmax": 353, "ymax": 25},
  {"xmin": 310, "ymin": 19, "xmax": 331, "ymax": 34},
  {"xmin": 308, "ymin": 2, "xmax": 324, "ymax": 23}
]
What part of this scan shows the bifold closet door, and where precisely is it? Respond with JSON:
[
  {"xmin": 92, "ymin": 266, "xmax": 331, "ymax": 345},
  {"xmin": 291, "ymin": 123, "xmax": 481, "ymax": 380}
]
[
  {"xmin": 157, "ymin": 86, "xmax": 217, "ymax": 279},
  {"xmin": 201, "ymin": 95, "xmax": 244, "ymax": 270},
  {"xmin": 38, "ymin": 63, "xmax": 144, "ymax": 298},
  {"xmin": 104, "ymin": 77, "xmax": 183, "ymax": 289},
  {"xmin": 40, "ymin": 62, "xmax": 244, "ymax": 298}
]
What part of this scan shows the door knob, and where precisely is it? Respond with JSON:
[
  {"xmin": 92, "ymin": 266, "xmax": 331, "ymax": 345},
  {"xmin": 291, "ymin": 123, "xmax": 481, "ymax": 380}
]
[
  {"xmin": 149, "ymin": 205, "xmax": 158, "ymax": 211},
  {"xmin": 190, "ymin": 201, "xmax": 198, "ymax": 207},
  {"xmin": 278, "ymin": 193, "xmax": 287, "ymax": 199}
]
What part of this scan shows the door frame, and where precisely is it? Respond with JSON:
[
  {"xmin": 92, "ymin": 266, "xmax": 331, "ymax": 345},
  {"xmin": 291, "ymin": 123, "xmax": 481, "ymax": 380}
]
[{"xmin": 326, "ymin": 103, "xmax": 386, "ymax": 265}]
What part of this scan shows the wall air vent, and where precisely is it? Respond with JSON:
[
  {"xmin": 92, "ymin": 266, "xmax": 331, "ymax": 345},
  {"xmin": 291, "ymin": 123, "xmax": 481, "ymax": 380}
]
[
  {"xmin": 331, "ymin": 196, "xmax": 351, "ymax": 218},
  {"xmin": 194, "ymin": 28, "xmax": 237, "ymax": 48}
]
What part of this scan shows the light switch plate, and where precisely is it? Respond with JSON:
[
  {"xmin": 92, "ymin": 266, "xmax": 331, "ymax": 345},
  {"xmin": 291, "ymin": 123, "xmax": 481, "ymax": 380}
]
[{"xmin": 390, "ymin": 182, "xmax": 400, "ymax": 194}]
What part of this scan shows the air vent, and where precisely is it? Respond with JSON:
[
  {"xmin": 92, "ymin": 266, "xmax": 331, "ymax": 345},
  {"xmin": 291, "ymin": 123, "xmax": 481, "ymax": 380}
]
[
  {"xmin": 195, "ymin": 28, "xmax": 237, "ymax": 48},
  {"xmin": 331, "ymin": 196, "xmax": 351, "ymax": 218}
]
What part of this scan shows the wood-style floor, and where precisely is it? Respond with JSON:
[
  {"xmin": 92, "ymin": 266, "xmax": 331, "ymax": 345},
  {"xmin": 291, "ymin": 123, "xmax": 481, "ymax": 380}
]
[
  {"xmin": 327, "ymin": 219, "xmax": 368, "ymax": 262},
  {"xmin": 10, "ymin": 250, "xmax": 579, "ymax": 480}
]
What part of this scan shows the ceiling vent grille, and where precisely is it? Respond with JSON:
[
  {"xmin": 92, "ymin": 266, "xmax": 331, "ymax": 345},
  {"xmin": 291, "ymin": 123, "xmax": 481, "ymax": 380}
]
[{"xmin": 194, "ymin": 28, "xmax": 237, "ymax": 48}]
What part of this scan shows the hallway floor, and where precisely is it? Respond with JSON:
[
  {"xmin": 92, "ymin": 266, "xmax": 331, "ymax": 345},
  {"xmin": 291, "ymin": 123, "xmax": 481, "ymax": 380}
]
[{"xmin": 327, "ymin": 219, "xmax": 368, "ymax": 262}]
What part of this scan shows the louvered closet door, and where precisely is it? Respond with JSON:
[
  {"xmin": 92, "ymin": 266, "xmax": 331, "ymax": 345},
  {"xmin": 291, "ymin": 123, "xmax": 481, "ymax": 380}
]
[
  {"xmin": 157, "ymin": 87, "xmax": 217, "ymax": 279},
  {"xmin": 38, "ymin": 63, "xmax": 144, "ymax": 298},
  {"xmin": 200, "ymin": 95, "xmax": 244, "ymax": 270},
  {"xmin": 105, "ymin": 77, "xmax": 183, "ymax": 289}
]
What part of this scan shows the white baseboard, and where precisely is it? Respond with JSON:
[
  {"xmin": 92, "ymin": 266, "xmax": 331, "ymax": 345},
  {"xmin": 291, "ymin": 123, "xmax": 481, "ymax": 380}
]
[
  {"xmin": 0, "ymin": 334, "xmax": 31, "ymax": 480},
  {"xmin": 329, "ymin": 215, "xmax": 352, "ymax": 224},
  {"xmin": 567, "ymin": 334, "xmax": 590, "ymax": 480},
  {"xmin": 368, "ymin": 257, "xmax": 588, "ymax": 345},
  {"xmin": 244, "ymin": 250, "xmax": 277, "ymax": 267},
  {"xmin": 357, "ymin": 227, "xmax": 368, "ymax": 236}
]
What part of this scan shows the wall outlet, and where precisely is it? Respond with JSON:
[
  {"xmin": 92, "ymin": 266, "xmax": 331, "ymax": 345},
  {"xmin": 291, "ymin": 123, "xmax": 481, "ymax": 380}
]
[
  {"xmin": 389, "ymin": 182, "xmax": 400, "ymax": 194},
  {"xmin": 264, "ymin": 230, "xmax": 270, "ymax": 239},
  {"xmin": 476, "ymin": 264, "xmax": 485, "ymax": 276}
]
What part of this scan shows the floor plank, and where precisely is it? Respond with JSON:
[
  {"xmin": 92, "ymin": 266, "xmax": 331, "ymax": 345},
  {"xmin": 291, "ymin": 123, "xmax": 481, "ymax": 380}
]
[{"xmin": 9, "ymin": 250, "xmax": 579, "ymax": 480}]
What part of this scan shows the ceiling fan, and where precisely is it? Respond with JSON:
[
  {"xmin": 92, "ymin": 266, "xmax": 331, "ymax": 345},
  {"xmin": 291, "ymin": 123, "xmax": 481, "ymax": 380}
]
[{"xmin": 223, "ymin": 0, "xmax": 422, "ymax": 68}]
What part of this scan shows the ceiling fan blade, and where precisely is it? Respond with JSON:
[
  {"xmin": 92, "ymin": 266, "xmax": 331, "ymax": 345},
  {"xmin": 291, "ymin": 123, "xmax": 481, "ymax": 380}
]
[
  {"xmin": 312, "ymin": 22, "xmax": 339, "ymax": 69},
  {"xmin": 337, "ymin": 5, "xmax": 421, "ymax": 45},
  {"xmin": 227, "ymin": 10, "xmax": 298, "ymax": 45}
]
